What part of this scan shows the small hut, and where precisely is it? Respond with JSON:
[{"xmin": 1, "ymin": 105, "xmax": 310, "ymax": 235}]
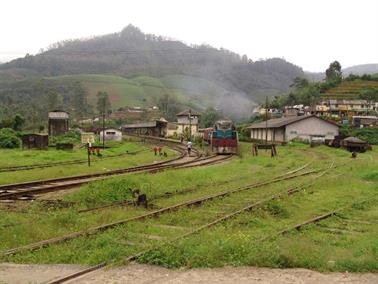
[
  {"xmin": 21, "ymin": 134, "xmax": 49, "ymax": 149},
  {"xmin": 340, "ymin": 137, "xmax": 370, "ymax": 153},
  {"xmin": 99, "ymin": 129, "xmax": 123, "ymax": 142}
]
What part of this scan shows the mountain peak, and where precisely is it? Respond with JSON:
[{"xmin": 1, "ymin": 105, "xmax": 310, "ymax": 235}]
[{"xmin": 120, "ymin": 24, "xmax": 144, "ymax": 38}]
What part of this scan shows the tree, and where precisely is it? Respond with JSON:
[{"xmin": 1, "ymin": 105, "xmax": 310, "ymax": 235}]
[
  {"xmin": 72, "ymin": 81, "xmax": 91, "ymax": 119},
  {"xmin": 47, "ymin": 91, "xmax": 59, "ymax": 111},
  {"xmin": 157, "ymin": 93, "xmax": 180, "ymax": 121},
  {"xmin": 290, "ymin": 77, "xmax": 309, "ymax": 89},
  {"xmin": 0, "ymin": 128, "xmax": 21, "ymax": 148},
  {"xmin": 359, "ymin": 88, "xmax": 378, "ymax": 101},
  {"xmin": 269, "ymin": 78, "xmax": 321, "ymax": 108},
  {"xmin": 96, "ymin": 91, "xmax": 112, "ymax": 115},
  {"xmin": 0, "ymin": 115, "xmax": 25, "ymax": 131},
  {"xmin": 325, "ymin": 61, "xmax": 342, "ymax": 83},
  {"xmin": 13, "ymin": 114, "xmax": 25, "ymax": 131},
  {"xmin": 200, "ymin": 107, "xmax": 219, "ymax": 128}
]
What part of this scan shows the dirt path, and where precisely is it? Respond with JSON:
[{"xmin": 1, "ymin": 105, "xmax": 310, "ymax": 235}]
[{"xmin": 1, "ymin": 263, "xmax": 377, "ymax": 284}]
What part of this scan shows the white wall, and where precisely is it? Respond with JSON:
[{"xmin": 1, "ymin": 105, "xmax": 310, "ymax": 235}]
[
  {"xmin": 250, "ymin": 127, "xmax": 285, "ymax": 143},
  {"xmin": 250, "ymin": 117, "xmax": 338, "ymax": 143},
  {"xmin": 100, "ymin": 129, "xmax": 122, "ymax": 142},
  {"xmin": 286, "ymin": 117, "xmax": 339, "ymax": 141},
  {"xmin": 177, "ymin": 116, "xmax": 199, "ymax": 125}
]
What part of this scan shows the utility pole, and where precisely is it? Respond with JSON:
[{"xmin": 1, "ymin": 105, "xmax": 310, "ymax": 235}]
[
  {"xmin": 265, "ymin": 96, "xmax": 268, "ymax": 145},
  {"xmin": 188, "ymin": 109, "xmax": 192, "ymax": 142},
  {"xmin": 102, "ymin": 99, "xmax": 106, "ymax": 149},
  {"xmin": 87, "ymin": 143, "xmax": 91, "ymax": 167}
]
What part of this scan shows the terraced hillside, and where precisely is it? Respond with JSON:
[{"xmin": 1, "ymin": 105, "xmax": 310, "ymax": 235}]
[{"xmin": 322, "ymin": 80, "xmax": 378, "ymax": 99}]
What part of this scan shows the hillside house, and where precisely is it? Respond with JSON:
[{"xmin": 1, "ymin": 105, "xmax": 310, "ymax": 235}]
[
  {"xmin": 248, "ymin": 115, "xmax": 339, "ymax": 143},
  {"xmin": 166, "ymin": 123, "xmax": 179, "ymax": 137},
  {"xmin": 175, "ymin": 110, "xmax": 201, "ymax": 136},
  {"xmin": 352, "ymin": 116, "xmax": 378, "ymax": 128},
  {"xmin": 319, "ymin": 99, "xmax": 376, "ymax": 118},
  {"xmin": 284, "ymin": 105, "xmax": 305, "ymax": 117}
]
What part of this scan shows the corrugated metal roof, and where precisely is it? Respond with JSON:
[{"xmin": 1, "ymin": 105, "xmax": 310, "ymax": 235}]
[
  {"xmin": 247, "ymin": 115, "xmax": 339, "ymax": 129},
  {"xmin": 122, "ymin": 122, "xmax": 157, "ymax": 129},
  {"xmin": 176, "ymin": 109, "xmax": 201, "ymax": 116},
  {"xmin": 343, "ymin": 137, "xmax": 366, "ymax": 143},
  {"xmin": 48, "ymin": 111, "xmax": 69, "ymax": 119}
]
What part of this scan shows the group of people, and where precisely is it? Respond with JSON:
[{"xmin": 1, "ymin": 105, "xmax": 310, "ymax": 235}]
[
  {"xmin": 153, "ymin": 136, "xmax": 192, "ymax": 157},
  {"xmin": 88, "ymin": 146, "xmax": 102, "ymax": 157},
  {"xmin": 153, "ymin": 146, "xmax": 167, "ymax": 157}
]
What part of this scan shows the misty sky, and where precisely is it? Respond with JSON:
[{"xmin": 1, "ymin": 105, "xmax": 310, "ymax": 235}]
[{"xmin": 1, "ymin": 0, "xmax": 377, "ymax": 72}]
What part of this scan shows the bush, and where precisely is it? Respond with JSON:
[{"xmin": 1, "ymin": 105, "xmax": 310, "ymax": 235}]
[
  {"xmin": 49, "ymin": 130, "xmax": 82, "ymax": 145},
  {"xmin": 236, "ymin": 124, "xmax": 253, "ymax": 142},
  {"xmin": 340, "ymin": 126, "xmax": 378, "ymax": 145},
  {"xmin": 0, "ymin": 128, "xmax": 21, "ymax": 148}
]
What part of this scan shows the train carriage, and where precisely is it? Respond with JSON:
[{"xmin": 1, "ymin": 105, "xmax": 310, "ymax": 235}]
[{"xmin": 210, "ymin": 120, "xmax": 238, "ymax": 154}]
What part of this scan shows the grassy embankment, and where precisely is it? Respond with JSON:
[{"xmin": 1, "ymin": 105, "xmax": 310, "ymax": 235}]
[
  {"xmin": 1, "ymin": 143, "xmax": 377, "ymax": 272},
  {"xmin": 0, "ymin": 141, "xmax": 175, "ymax": 185}
]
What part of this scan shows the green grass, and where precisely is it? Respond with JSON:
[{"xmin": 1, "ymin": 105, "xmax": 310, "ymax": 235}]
[
  {"xmin": 0, "ymin": 141, "xmax": 175, "ymax": 184},
  {"xmin": 1, "ymin": 143, "xmax": 377, "ymax": 272}
]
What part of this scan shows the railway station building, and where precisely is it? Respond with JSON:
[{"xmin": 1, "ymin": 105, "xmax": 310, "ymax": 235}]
[
  {"xmin": 248, "ymin": 115, "xmax": 339, "ymax": 144},
  {"xmin": 121, "ymin": 120, "xmax": 168, "ymax": 137}
]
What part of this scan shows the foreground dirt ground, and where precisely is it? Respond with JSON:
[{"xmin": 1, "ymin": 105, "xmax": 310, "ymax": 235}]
[{"xmin": 1, "ymin": 263, "xmax": 377, "ymax": 284}]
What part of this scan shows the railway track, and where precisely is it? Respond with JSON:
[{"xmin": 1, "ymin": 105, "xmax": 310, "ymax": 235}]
[
  {"xmin": 0, "ymin": 135, "xmax": 181, "ymax": 174},
  {"xmin": 47, "ymin": 198, "xmax": 374, "ymax": 284},
  {"xmin": 77, "ymin": 160, "xmax": 313, "ymax": 214},
  {"xmin": 0, "ymin": 146, "xmax": 231, "ymax": 200},
  {"xmin": 0, "ymin": 148, "xmax": 347, "ymax": 283},
  {"xmin": 0, "ymin": 149, "xmax": 148, "ymax": 173},
  {"xmin": 2, "ymin": 161, "xmax": 327, "ymax": 257},
  {"xmin": 44, "ymin": 166, "xmax": 338, "ymax": 284}
]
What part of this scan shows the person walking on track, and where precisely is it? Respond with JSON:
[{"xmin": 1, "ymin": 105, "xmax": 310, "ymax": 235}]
[{"xmin": 187, "ymin": 140, "xmax": 192, "ymax": 156}]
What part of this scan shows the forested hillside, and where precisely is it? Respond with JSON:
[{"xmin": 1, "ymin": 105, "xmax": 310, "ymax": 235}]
[{"xmin": 0, "ymin": 25, "xmax": 305, "ymax": 126}]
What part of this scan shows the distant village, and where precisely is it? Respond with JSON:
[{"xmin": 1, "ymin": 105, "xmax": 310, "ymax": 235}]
[{"xmin": 255, "ymin": 98, "xmax": 378, "ymax": 128}]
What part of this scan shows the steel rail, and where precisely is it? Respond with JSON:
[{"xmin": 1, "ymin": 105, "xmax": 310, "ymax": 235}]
[
  {"xmin": 0, "ymin": 146, "xmax": 189, "ymax": 198},
  {"xmin": 0, "ymin": 149, "xmax": 148, "ymax": 173},
  {"xmin": 2, "ymin": 162, "xmax": 323, "ymax": 257},
  {"xmin": 0, "ymin": 151, "xmax": 222, "ymax": 200},
  {"xmin": 46, "ymin": 169, "xmax": 333, "ymax": 284}
]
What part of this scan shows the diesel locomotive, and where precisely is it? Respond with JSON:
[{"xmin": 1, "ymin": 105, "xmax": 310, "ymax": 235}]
[{"xmin": 205, "ymin": 120, "xmax": 238, "ymax": 154}]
